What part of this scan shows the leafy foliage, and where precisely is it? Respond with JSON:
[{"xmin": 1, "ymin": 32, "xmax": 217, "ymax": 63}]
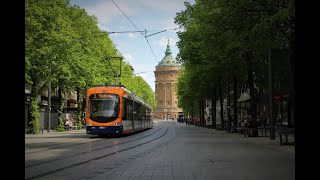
[
  {"xmin": 174, "ymin": 0, "xmax": 295, "ymax": 120},
  {"xmin": 25, "ymin": 0, "xmax": 156, "ymax": 133},
  {"xmin": 28, "ymin": 98, "xmax": 40, "ymax": 134}
]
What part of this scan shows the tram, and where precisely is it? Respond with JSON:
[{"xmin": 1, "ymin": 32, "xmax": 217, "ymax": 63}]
[{"xmin": 85, "ymin": 84, "xmax": 153, "ymax": 135}]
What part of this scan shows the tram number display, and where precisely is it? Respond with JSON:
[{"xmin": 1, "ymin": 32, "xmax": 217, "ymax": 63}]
[{"xmin": 95, "ymin": 93, "xmax": 113, "ymax": 99}]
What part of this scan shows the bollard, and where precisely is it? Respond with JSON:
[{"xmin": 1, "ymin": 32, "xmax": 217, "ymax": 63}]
[{"xmin": 42, "ymin": 129, "xmax": 43, "ymax": 134}]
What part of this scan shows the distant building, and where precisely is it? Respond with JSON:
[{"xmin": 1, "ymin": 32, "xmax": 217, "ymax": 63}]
[{"xmin": 153, "ymin": 40, "xmax": 182, "ymax": 120}]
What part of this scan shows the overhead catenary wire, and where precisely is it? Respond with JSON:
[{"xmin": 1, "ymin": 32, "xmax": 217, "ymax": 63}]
[
  {"xmin": 112, "ymin": 0, "xmax": 144, "ymax": 37},
  {"xmin": 107, "ymin": 30, "xmax": 145, "ymax": 34},
  {"xmin": 134, "ymin": 71, "xmax": 152, "ymax": 75},
  {"xmin": 145, "ymin": 38, "xmax": 158, "ymax": 63},
  {"xmin": 106, "ymin": 28, "xmax": 181, "ymax": 34},
  {"xmin": 112, "ymin": 0, "xmax": 159, "ymax": 64}
]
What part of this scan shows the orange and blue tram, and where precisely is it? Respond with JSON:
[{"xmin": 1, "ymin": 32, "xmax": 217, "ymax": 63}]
[{"xmin": 85, "ymin": 84, "xmax": 153, "ymax": 135}]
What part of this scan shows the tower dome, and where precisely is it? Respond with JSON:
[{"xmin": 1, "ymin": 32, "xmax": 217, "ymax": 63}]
[{"xmin": 156, "ymin": 39, "xmax": 179, "ymax": 67}]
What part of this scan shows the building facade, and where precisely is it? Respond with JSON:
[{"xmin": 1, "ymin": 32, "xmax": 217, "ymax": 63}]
[
  {"xmin": 25, "ymin": 85, "xmax": 82, "ymax": 132},
  {"xmin": 153, "ymin": 40, "xmax": 182, "ymax": 120}
]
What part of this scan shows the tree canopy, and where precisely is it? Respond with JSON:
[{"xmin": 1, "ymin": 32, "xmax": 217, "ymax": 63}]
[
  {"xmin": 25, "ymin": 0, "xmax": 156, "ymax": 133},
  {"xmin": 174, "ymin": 0, "xmax": 295, "ymax": 117}
]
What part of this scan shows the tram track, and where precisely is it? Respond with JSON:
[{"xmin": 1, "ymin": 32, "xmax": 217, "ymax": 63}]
[
  {"xmin": 25, "ymin": 122, "xmax": 172, "ymax": 180},
  {"xmin": 26, "ymin": 126, "xmax": 161, "ymax": 155},
  {"xmin": 86, "ymin": 123, "xmax": 178, "ymax": 179}
]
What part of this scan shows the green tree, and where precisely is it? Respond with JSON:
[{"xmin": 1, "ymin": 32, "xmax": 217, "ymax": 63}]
[
  {"xmin": 26, "ymin": 0, "xmax": 77, "ymax": 133},
  {"xmin": 174, "ymin": 0, "xmax": 294, "ymax": 133}
]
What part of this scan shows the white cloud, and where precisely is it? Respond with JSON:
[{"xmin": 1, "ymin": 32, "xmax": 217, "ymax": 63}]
[
  {"xmin": 85, "ymin": 1, "xmax": 136, "ymax": 24},
  {"xmin": 139, "ymin": 0, "xmax": 187, "ymax": 13},
  {"xmin": 159, "ymin": 37, "xmax": 177, "ymax": 47},
  {"xmin": 160, "ymin": 18, "xmax": 180, "ymax": 30},
  {"xmin": 133, "ymin": 64, "xmax": 154, "ymax": 74},
  {"xmin": 128, "ymin": 32, "xmax": 138, "ymax": 38}
]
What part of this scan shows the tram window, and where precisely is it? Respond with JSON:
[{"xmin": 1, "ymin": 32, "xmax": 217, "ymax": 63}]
[
  {"xmin": 123, "ymin": 98, "xmax": 133, "ymax": 120},
  {"xmin": 134, "ymin": 103, "xmax": 142, "ymax": 120}
]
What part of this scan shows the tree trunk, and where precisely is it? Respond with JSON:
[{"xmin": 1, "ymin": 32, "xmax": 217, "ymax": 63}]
[
  {"xmin": 201, "ymin": 98, "xmax": 205, "ymax": 127},
  {"xmin": 199, "ymin": 100, "xmax": 202, "ymax": 127},
  {"xmin": 199, "ymin": 99, "xmax": 205, "ymax": 127},
  {"xmin": 233, "ymin": 75, "xmax": 238, "ymax": 132},
  {"xmin": 30, "ymin": 81, "xmax": 40, "ymax": 134},
  {"xmin": 58, "ymin": 87, "xmax": 63, "ymax": 126},
  {"xmin": 246, "ymin": 52, "xmax": 258, "ymax": 137},
  {"xmin": 211, "ymin": 85, "xmax": 217, "ymax": 129},
  {"xmin": 287, "ymin": 98, "xmax": 292, "ymax": 127},
  {"xmin": 227, "ymin": 74, "xmax": 231, "ymax": 132},
  {"xmin": 289, "ymin": 24, "xmax": 295, "ymax": 128},
  {"xmin": 76, "ymin": 87, "xmax": 81, "ymax": 129},
  {"xmin": 191, "ymin": 108, "xmax": 194, "ymax": 125},
  {"xmin": 218, "ymin": 77, "xmax": 224, "ymax": 129}
]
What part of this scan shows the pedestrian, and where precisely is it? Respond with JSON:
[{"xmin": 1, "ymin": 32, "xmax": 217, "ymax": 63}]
[
  {"xmin": 64, "ymin": 118, "xmax": 71, "ymax": 130},
  {"xmin": 229, "ymin": 115, "xmax": 233, "ymax": 131},
  {"xmin": 243, "ymin": 111, "xmax": 252, "ymax": 127}
]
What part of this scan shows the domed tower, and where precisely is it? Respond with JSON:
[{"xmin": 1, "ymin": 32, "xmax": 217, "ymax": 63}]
[{"xmin": 153, "ymin": 40, "xmax": 182, "ymax": 120}]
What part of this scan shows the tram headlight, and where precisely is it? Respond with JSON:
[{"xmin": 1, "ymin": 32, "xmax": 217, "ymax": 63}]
[
  {"xmin": 114, "ymin": 122, "xmax": 120, "ymax": 126},
  {"xmin": 87, "ymin": 123, "xmax": 92, "ymax": 126}
]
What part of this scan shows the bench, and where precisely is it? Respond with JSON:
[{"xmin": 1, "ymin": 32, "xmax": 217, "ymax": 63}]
[
  {"xmin": 236, "ymin": 127, "xmax": 257, "ymax": 137},
  {"xmin": 257, "ymin": 126, "xmax": 270, "ymax": 137},
  {"xmin": 277, "ymin": 127, "xmax": 295, "ymax": 145}
]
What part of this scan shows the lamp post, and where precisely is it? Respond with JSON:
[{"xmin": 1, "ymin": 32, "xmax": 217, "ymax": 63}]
[{"xmin": 47, "ymin": 67, "xmax": 51, "ymax": 133}]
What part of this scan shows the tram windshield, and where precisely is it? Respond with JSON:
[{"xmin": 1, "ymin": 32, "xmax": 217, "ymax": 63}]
[{"xmin": 89, "ymin": 94, "xmax": 120, "ymax": 122}]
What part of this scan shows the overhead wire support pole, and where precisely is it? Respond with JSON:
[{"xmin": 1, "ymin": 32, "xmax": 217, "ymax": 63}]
[{"xmin": 106, "ymin": 56, "xmax": 124, "ymax": 85}]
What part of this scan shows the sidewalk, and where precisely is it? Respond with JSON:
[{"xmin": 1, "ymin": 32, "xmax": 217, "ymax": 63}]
[
  {"xmin": 183, "ymin": 123, "xmax": 295, "ymax": 155},
  {"xmin": 25, "ymin": 128, "xmax": 86, "ymax": 138}
]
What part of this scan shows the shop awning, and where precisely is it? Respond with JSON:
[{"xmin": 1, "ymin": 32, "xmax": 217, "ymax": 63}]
[{"xmin": 238, "ymin": 92, "xmax": 250, "ymax": 102}]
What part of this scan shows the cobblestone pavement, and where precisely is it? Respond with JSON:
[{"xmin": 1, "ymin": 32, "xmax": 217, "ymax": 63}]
[{"xmin": 25, "ymin": 120, "xmax": 294, "ymax": 180}]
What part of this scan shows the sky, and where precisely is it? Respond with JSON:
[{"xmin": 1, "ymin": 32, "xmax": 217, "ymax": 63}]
[{"xmin": 69, "ymin": 0, "xmax": 195, "ymax": 92}]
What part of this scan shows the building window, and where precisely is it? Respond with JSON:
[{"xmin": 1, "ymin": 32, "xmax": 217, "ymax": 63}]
[
  {"xmin": 167, "ymin": 101, "xmax": 170, "ymax": 105},
  {"xmin": 26, "ymin": 95, "xmax": 30, "ymax": 102}
]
